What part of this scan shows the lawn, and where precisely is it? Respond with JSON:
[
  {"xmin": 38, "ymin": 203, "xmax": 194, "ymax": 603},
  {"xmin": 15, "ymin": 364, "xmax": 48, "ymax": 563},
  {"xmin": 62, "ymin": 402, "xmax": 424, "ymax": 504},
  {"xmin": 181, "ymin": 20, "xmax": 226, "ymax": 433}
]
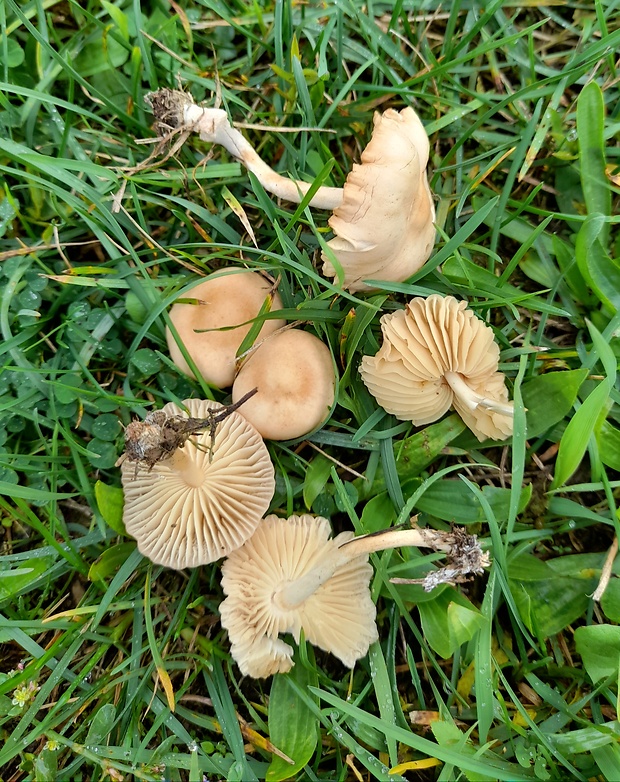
[{"xmin": 1, "ymin": 1, "xmax": 619, "ymax": 780}]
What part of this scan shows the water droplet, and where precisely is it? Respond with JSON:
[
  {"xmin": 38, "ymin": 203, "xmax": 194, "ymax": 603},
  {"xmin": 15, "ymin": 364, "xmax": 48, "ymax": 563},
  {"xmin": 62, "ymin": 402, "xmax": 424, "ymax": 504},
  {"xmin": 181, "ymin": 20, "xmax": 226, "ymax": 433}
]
[
  {"xmin": 19, "ymin": 289, "xmax": 41, "ymax": 307},
  {"xmin": 68, "ymin": 301, "xmax": 90, "ymax": 320}
]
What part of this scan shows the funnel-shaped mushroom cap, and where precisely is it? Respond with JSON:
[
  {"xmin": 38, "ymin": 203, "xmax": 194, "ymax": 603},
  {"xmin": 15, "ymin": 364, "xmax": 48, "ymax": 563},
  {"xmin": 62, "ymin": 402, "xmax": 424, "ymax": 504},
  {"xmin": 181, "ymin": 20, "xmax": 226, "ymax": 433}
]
[
  {"xmin": 166, "ymin": 268, "xmax": 284, "ymax": 388},
  {"xmin": 360, "ymin": 295, "xmax": 513, "ymax": 441},
  {"xmin": 232, "ymin": 329, "xmax": 336, "ymax": 440},
  {"xmin": 121, "ymin": 398, "xmax": 275, "ymax": 569},
  {"xmin": 321, "ymin": 107, "xmax": 435, "ymax": 292},
  {"xmin": 220, "ymin": 514, "xmax": 378, "ymax": 678}
]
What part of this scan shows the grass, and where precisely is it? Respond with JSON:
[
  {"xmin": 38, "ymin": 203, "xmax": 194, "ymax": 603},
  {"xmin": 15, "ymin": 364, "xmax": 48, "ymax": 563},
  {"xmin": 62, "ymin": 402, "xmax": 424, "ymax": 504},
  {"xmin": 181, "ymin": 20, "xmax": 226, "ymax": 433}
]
[{"xmin": 1, "ymin": 0, "xmax": 619, "ymax": 780}]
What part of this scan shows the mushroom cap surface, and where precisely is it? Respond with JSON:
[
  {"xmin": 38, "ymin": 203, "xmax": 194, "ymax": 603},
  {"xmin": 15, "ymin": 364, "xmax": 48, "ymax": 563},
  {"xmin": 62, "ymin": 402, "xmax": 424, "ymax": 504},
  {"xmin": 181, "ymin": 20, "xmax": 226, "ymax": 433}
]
[
  {"xmin": 360, "ymin": 295, "xmax": 513, "ymax": 440},
  {"xmin": 220, "ymin": 514, "xmax": 378, "ymax": 678},
  {"xmin": 166, "ymin": 268, "xmax": 284, "ymax": 388},
  {"xmin": 231, "ymin": 329, "xmax": 336, "ymax": 440},
  {"xmin": 121, "ymin": 398, "xmax": 275, "ymax": 569},
  {"xmin": 321, "ymin": 107, "xmax": 435, "ymax": 292}
]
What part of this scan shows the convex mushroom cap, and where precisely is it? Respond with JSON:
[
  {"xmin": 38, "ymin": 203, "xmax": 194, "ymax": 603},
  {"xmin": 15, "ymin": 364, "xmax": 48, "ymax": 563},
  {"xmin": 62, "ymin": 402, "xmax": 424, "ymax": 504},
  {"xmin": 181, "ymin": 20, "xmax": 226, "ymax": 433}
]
[
  {"xmin": 321, "ymin": 107, "xmax": 435, "ymax": 292},
  {"xmin": 232, "ymin": 328, "xmax": 335, "ymax": 440},
  {"xmin": 121, "ymin": 398, "xmax": 275, "ymax": 569},
  {"xmin": 220, "ymin": 515, "xmax": 489, "ymax": 678},
  {"xmin": 360, "ymin": 295, "xmax": 514, "ymax": 441},
  {"xmin": 166, "ymin": 268, "xmax": 284, "ymax": 388}
]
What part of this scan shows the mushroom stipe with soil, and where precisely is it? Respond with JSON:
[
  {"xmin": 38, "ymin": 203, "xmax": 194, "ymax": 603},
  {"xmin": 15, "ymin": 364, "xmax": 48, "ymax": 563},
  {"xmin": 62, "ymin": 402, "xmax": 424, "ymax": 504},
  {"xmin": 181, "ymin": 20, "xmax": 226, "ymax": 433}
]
[{"xmin": 118, "ymin": 387, "xmax": 259, "ymax": 471}]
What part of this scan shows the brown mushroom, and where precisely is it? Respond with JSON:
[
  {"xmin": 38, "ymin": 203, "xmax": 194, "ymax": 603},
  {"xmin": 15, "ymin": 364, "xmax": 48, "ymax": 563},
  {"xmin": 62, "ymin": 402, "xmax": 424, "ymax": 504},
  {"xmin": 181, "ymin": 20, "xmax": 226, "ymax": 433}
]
[
  {"xmin": 166, "ymin": 268, "xmax": 284, "ymax": 388},
  {"xmin": 321, "ymin": 107, "xmax": 435, "ymax": 292},
  {"xmin": 220, "ymin": 514, "xmax": 489, "ymax": 678},
  {"xmin": 121, "ymin": 398, "xmax": 275, "ymax": 569},
  {"xmin": 359, "ymin": 295, "xmax": 514, "ymax": 441},
  {"xmin": 231, "ymin": 328, "xmax": 336, "ymax": 440}
]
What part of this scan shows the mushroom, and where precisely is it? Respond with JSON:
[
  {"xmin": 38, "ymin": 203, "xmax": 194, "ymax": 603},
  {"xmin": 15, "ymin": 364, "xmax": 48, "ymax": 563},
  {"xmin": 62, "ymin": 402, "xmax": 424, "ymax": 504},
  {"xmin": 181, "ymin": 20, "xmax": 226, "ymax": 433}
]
[
  {"xmin": 231, "ymin": 328, "xmax": 335, "ymax": 440},
  {"xmin": 220, "ymin": 514, "xmax": 489, "ymax": 678},
  {"xmin": 120, "ymin": 398, "xmax": 275, "ymax": 569},
  {"xmin": 146, "ymin": 89, "xmax": 342, "ymax": 210},
  {"xmin": 166, "ymin": 268, "xmax": 284, "ymax": 388},
  {"xmin": 359, "ymin": 295, "xmax": 514, "ymax": 441},
  {"xmin": 146, "ymin": 91, "xmax": 435, "ymax": 290},
  {"xmin": 320, "ymin": 107, "xmax": 435, "ymax": 292}
]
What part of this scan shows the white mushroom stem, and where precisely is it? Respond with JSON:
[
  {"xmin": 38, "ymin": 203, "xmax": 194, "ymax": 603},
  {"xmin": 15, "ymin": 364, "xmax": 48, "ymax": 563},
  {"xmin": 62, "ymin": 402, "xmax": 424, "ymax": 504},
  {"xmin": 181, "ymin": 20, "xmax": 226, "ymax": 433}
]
[
  {"xmin": 273, "ymin": 526, "xmax": 481, "ymax": 610},
  {"xmin": 148, "ymin": 89, "xmax": 343, "ymax": 210},
  {"xmin": 167, "ymin": 448, "xmax": 204, "ymax": 487},
  {"xmin": 444, "ymin": 371, "xmax": 514, "ymax": 417}
]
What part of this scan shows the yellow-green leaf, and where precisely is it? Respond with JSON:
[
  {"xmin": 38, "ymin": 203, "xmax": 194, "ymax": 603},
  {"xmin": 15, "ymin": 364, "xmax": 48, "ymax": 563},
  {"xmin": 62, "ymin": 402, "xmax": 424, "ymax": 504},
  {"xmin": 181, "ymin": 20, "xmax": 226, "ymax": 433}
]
[{"xmin": 95, "ymin": 480, "xmax": 126, "ymax": 535}]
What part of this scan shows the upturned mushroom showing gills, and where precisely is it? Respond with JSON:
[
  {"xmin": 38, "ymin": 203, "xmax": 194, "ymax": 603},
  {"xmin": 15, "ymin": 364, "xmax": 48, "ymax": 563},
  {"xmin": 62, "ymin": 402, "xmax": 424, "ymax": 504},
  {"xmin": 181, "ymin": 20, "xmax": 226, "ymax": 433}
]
[
  {"xmin": 166, "ymin": 268, "xmax": 284, "ymax": 389},
  {"xmin": 219, "ymin": 514, "xmax": 489, "ymax": 678},
  {"xmin": 360, "ymin": 295, "xmax": 514, "ymax": 441},
  {"xmin": 321, "ymin": 107, "xmax": 435, "ymax": 292},
  {"xmin": 120, "ymin": 398, "xmax": 275, "ymax": 569},
  {"xmin": 146, "ymin": 91, "xmax": 435, "ymax": 292},
  {"xmin": 231, "ymin": 328, "xmax": 336, "ymax": 440}
]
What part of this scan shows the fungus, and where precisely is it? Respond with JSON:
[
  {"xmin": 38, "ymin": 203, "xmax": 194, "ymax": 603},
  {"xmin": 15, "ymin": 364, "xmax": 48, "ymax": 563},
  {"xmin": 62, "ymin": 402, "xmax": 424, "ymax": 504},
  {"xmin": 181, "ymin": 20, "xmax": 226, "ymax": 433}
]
[
  {"xmin": 359, "ymin": 295, "xmax": 514, "ymax": 441},
  {"xmin": 166, "ymin": 268, "xmax": 284, "ymax": 388},
  {"xmin": 220, "ymin": 514, "xmax": 489, "ymax": 678},
  {"xmin": 146, "ymin": 91, "xmax": 435, "ymax": 291},
  {"xmin": 146, "ymin": 89, "xmax": 342, "ymax": 210},
  {"xmin": 121, "ymin": 398, "xmax": 275, "ymax": 569},
  {"xmin": 321, "ymin": 107, "xmax": 435, "ymax": 292},
  {"xmin": 231, "ymin": 328, "xmax": 335, "ymax": 440}
]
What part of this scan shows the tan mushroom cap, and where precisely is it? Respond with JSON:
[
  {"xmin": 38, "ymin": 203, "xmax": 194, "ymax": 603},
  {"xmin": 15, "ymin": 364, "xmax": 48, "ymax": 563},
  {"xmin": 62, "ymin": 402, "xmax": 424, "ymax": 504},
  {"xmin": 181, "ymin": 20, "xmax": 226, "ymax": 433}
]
[
  {"xmin": 121, "ymin": 398, "xmax": 275, "ymax": 569},
  {"xmin": 360, "ymin": 295, "xmax": 514, "ymax": 441},
  {"xmin": 166, "ymin": 268, "xmax": 284, "ymax": 388},
  {"xmin": 321, "ymin": 107, "xmax": 436, "ymax": 292},
  {"xmin": 231, "ymin": 329, "xmax": 336, "ymax": 440},
  {"xmin": 220, "ymin": 514, "xmax": 378, "ymax": 678}
]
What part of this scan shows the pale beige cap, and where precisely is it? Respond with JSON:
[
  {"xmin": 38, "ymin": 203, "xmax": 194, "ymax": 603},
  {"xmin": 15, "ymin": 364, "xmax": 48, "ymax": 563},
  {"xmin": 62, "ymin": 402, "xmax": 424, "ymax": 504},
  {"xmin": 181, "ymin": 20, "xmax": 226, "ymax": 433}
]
[
  {"xmin": 219, "ymin": 514, "xmax": 378, "ymax": 678},
  {"xmin": 121, "ymin": 398, "xmax": 275, "ymax": 569},
  {"xmin": 231, "ymin": 329, "xmax": 335, "ymax": 440},
  {"xmin": 360, "ymin": 295, "xmax": 513, "ymax": 440},
  {"xmin": 166, "ymin": 268, "xmax": 284, "ymax": 388},
  {"xmin": 321, "ymin": 107, "xmax": 435, "ymax": 292}
]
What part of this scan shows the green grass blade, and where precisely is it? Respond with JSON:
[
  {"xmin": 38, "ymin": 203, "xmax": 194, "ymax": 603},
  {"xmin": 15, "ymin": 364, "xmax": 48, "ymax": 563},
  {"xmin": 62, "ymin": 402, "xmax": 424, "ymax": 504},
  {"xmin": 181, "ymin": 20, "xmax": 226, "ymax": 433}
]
[{"xmin": 577, "ymin": 81, "xmax": 611, "ymax": 245}]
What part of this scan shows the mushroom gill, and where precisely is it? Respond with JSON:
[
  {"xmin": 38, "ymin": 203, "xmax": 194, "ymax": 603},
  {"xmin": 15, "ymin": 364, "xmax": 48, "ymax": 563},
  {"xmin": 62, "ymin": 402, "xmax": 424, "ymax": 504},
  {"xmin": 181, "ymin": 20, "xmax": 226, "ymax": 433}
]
[
  {"xmin": 220, "ymin": 513, "xmax": 489, "ymax": 678},
  {"xmin": 359, "ymin": 295, "xmax": 514, "ymax": 441},
  {"xmin": 121, "ymin": 398, "xmax": 275, "ymax": 569}
]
